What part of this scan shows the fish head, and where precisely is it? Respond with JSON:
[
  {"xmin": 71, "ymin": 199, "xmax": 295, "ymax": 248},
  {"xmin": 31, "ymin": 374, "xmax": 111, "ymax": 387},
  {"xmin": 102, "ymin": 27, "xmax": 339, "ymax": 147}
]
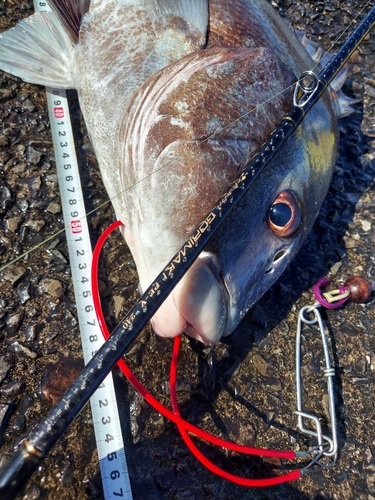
[
  {"xmin": 210, "ymin": 112, "xmax": 338, "ymax": 335},
  {"xmin": 119, "ymin": 44, "xmax": 339, "ymax": 344}
]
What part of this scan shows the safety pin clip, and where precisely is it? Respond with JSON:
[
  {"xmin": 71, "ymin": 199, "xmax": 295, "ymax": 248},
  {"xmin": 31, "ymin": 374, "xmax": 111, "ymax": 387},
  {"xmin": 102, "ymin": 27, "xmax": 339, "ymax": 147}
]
[{"xmin": 295, "ymin": 304, "xmax": 338, "ymax": 464}]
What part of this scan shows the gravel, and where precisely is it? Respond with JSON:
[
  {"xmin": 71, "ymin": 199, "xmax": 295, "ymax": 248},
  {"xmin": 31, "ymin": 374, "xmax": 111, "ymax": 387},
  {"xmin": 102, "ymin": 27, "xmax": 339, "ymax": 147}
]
[{"xmin": 0, "ymin": 1, "xmax": 375, "ymax": 499}]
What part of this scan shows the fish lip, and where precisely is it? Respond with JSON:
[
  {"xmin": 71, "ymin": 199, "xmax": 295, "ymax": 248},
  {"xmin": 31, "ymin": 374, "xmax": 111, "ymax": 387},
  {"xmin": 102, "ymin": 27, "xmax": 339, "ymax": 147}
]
[
  {"xmin": 151, "ymin": 251, "xmax": 230, "ymax": 344},
  {"xmin": 192, "ymin": 250, "xmax": 230, "ymax": 341}
]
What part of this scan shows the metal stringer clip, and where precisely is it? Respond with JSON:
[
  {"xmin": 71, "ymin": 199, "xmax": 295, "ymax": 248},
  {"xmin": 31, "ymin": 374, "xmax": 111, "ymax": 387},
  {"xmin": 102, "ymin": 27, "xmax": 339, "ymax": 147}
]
[{"xmin": 295, "ymin": 302, "xmax": 338, "ymax": 471}]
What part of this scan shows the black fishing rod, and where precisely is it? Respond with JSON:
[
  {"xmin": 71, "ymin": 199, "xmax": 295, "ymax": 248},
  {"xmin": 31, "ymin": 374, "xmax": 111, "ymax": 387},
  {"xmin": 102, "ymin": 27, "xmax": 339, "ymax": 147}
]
[{"xmin": 1, "ymin": 5, "xmax": 375, "ymax": 499}]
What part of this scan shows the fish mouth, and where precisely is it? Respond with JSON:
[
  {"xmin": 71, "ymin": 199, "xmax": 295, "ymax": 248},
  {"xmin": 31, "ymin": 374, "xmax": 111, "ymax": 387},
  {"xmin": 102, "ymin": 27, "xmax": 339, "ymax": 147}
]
[{"xmin": 151, "ymin": 252, "xmax": 229, "ymax": 345}]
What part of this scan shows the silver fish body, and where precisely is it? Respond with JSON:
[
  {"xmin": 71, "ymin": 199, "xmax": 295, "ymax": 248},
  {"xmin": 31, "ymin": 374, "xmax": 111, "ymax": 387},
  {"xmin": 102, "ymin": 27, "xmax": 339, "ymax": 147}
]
[{"xmin": 0, "ymin": 0, "xmax": 340, "ymax": 343}]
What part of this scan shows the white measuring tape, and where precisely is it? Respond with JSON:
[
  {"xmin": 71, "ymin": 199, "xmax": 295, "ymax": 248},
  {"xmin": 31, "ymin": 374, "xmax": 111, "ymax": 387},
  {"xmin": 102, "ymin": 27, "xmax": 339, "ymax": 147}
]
[{"xmin": 33, "ymin": 2, "xmax": 133, "ymax": 498}]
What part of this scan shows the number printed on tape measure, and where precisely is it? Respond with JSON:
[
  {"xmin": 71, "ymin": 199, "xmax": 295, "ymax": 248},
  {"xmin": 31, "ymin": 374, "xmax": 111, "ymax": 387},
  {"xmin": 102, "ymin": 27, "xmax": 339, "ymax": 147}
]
[
  {"xmin": 38, "ymin": 74, "xmax": 133, "ymax": 497},
  {"xmin": 34, "ymin": 5, "xmax": 131, "ymax": 499}
]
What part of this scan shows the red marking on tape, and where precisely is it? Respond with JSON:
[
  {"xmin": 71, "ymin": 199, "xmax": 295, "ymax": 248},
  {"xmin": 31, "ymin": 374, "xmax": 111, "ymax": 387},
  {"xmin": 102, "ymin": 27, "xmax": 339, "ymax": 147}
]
[
  {"xmin": 71, "ymin": 220, "xmax": 82, "ymax": 234},
  {"xmin": 54, "ymin": 107, "xmax": 64, "ymax": 119}
]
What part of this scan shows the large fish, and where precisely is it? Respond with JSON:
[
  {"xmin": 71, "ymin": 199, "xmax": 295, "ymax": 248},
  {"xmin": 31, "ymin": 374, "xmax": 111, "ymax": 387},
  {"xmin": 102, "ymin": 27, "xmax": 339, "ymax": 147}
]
[{"xmin": 0, "ymin": 0, "xmax": 347, "ymax": 344}]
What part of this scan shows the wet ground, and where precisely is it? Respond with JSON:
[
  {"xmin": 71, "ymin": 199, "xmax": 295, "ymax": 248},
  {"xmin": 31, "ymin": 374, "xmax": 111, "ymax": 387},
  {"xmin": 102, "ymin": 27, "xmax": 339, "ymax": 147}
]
[{"xmin": 0, "ymin": 1, "xmax": 375, "ymax": 499}]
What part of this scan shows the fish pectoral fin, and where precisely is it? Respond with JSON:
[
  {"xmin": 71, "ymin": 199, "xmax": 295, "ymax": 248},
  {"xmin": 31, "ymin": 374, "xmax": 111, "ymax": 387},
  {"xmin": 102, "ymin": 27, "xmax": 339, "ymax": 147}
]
[
  {"xmin": 146, "ymin": 0, "xmax": 208, "ymax": 45},
  {"xmin": 0, "ymin": 12, "xmax": 75, "ymax": 89}
]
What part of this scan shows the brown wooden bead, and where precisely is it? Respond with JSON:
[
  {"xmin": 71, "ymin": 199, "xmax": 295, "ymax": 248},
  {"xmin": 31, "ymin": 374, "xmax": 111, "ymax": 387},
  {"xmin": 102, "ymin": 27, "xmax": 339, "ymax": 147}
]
[{"xmin": 344, "ymin": 276, "xmax": 371, "ymax": 303}]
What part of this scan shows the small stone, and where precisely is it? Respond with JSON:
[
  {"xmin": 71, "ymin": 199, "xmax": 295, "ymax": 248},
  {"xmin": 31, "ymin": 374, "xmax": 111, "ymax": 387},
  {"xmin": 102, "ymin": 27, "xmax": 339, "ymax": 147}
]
[
  {"xmin": 38, "ymin": 278, "xmax": 65, "ymax": 299},
  {"xmin": 342, "ymin": 236, "xmax": 357, "ymax": 249},
  {"xmin": 26, "ymin": 146, "xmax": 42, "ymax": 165},
  {"xmin": 0, "ymin": 454, "xmax": 12, "ymax": 469},
  {"xmin": 5, "ymin": 216, "xmax": 22, "ymax": 233},
  {"xmin": 330, "ymin": 261, "xmax": 342, "ymax": 276},
  {"xmin": 302, "ymin": 357, "xmax": 319, "ymax": 377},
  {"xmin": 345, "ymin": 192, "xmax": 362, "ymax": 204},
  {"xmin": 22, "ymin": 484, "xmax": 41, "ymax": 500},
  {"xmin": 0, "ymin": 354, "xmax": 14, "ymax": 383},
  {"xmin": 24, "ymin": 175, "xmax": 42, "ymax": 196},
  {"xmin": 278, "ymin": 320, "xmax": 289, "ymax": 335},
  {"xmin": 5, "ymin": 310, "xmax": 24, "ymax": 335},
  {"xmin": 13, "ymin": 395, "xmax": 34, "ymax": 432},
  {"xmin": 15, "ymin": 144, "xmax": 25, "ymax": 156},
  {"xmin": 360, "ymin": 219, "xmax": 371, "ymax": 232},
  {"xmin": 49, "ymin": 248, "xmax": 67, "ymax": 264},
  {"xmin": 0, "ymin": 404, "xmax": 11, "ymax": 429},
  {"xmin": 10, "ymin": 341, "xmax": 37, "ymax": 359},
  {"xmin": 0, "ymin": 265, "xmax": 24, "ymax": 286},
  {"xmin": 280, "ymin": 0, "xmax": 293, "ymax": 7},
  {"xmin": 12, "ymin": 163, "xmax": 27, "ymax": 175},
  {"xmin": 21, "ymin": 98, "xmax": 35, "ymax": 112},
  {"xmin": 159, "ymin": 380, "xmax": 170, "ymax": 395},
  {"xmin": 264, "ymin": 376, "xmax": 282, "ymax": 392},
  {"xmin": 18, "ymin": 281, "xmax": 31, "ymax": 304},
  {"xmin": 126, "ymin": 341, "xmax": 144, "ymax": 365},
  {"xmin": 46, "ymin": 239, "xmax": 60, "ymax": 251},
  {"xmin": 45, "ymin": 174, "xmax": 58, "ymax": 184},
  {"xmin": 0, "ymin": 380, "xmax": 23, "ymax": 398},
  {"xmin": 252, "ymin": 353, "xmax": 276, "ymax": 377},
  {"xmin": 0, "ymin": 135, "xmax": 9, "ymax": 148},
  {"xmin": 0, "ymin": 88, "xmax": 14, "ymax": 102},
  {"xmin": 44, "ymin": 347, "xmax": 57, "ymax": 355},
  {"xmin": 34, "ymin": 122, "xmax": 46, "ymax": 133},
  {"xmin": 25, "ymin": 218, "xmax": 45, "ymax": 233},
  {"xmin": 0, "ymin": 151, "xmax": 11, "ymax": 166},
  {"xmin": 111, "ymin": 295, "xmax": 126, "ymax": 319},
  {"xmin": 334, "ymin": 470, "xmax": 349, "ymax": 484},
  {"xmin": 45, "ymin": 329, "xmax": 58, "ymax": 343},
  {"xmin": 64, "ymin": 310, "xmax": 77, "ymax": 328},
  {"xmin": 310, "ymin": 22, "xmax": 326, "ymax": 35},
  {"xmin": 25, "ymin": 323, "xmax": 38, "ymax": 344},
  {"xmin": 330, "ymin": 176, "xmax": 344, "ymax": 192},
  {"xmin": 351, "ymin": 376, "xmax": 369, "ymax": 385},
  {"xmin": 322, "ymin": 393, "xmax": 330, "ymax": 418},
  {"xmin": 46, "ymin": 202, "xmax": 61, "ymax": 214},
  {"xmin": 18, "ymin": 199, "xmax": 29, "ymax": 213},
  {"xmin": 0, "ymin": 186, "xmax": 12, "ymax": 210}
]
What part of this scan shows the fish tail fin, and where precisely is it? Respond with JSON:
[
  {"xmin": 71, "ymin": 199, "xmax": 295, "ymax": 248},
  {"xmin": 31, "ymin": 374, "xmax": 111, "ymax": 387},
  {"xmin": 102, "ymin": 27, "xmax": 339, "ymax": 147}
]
[{"xmin": 0, "ymin": 9, "xmax": 78, "ymax": 89}]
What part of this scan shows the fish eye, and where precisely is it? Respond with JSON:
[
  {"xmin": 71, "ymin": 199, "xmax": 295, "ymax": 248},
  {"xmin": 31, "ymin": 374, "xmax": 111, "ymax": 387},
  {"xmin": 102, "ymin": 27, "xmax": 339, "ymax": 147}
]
[{"xmin": 268, "ymin": 191, "xmax": 301, "ymax": 238}]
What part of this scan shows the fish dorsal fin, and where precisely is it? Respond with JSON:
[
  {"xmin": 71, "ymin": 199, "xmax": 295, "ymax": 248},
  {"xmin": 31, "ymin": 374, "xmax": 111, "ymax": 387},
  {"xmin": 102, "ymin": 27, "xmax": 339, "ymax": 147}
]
[
  {"xmin": 145, "ymin": 0, "xmax": 208, "ymax": 40},
  {"xmin": 47, "ymin": 0, "xmax": 91, "ymax": 42},
  {"xmin": 0, "ymin": 12, "xmax": 75, "ymax": 88}
]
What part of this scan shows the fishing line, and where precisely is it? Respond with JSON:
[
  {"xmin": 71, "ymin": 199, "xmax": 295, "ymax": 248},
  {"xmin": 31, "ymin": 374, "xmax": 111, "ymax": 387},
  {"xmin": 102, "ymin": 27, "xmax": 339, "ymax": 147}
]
[
  {"xmin": 0, "ymin": 163, "xmax": 167, "ymax": 272},
  {"xmin": 1, "ymin": 2, "xmax": 368, "ymax": 274},
  {"xmin": 200, "ymin": 0, "xmax": 373, "ymax": 145},
  {"xmin": 307, "ymin": 0, "xmax": 373, "ymax": 76}
]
